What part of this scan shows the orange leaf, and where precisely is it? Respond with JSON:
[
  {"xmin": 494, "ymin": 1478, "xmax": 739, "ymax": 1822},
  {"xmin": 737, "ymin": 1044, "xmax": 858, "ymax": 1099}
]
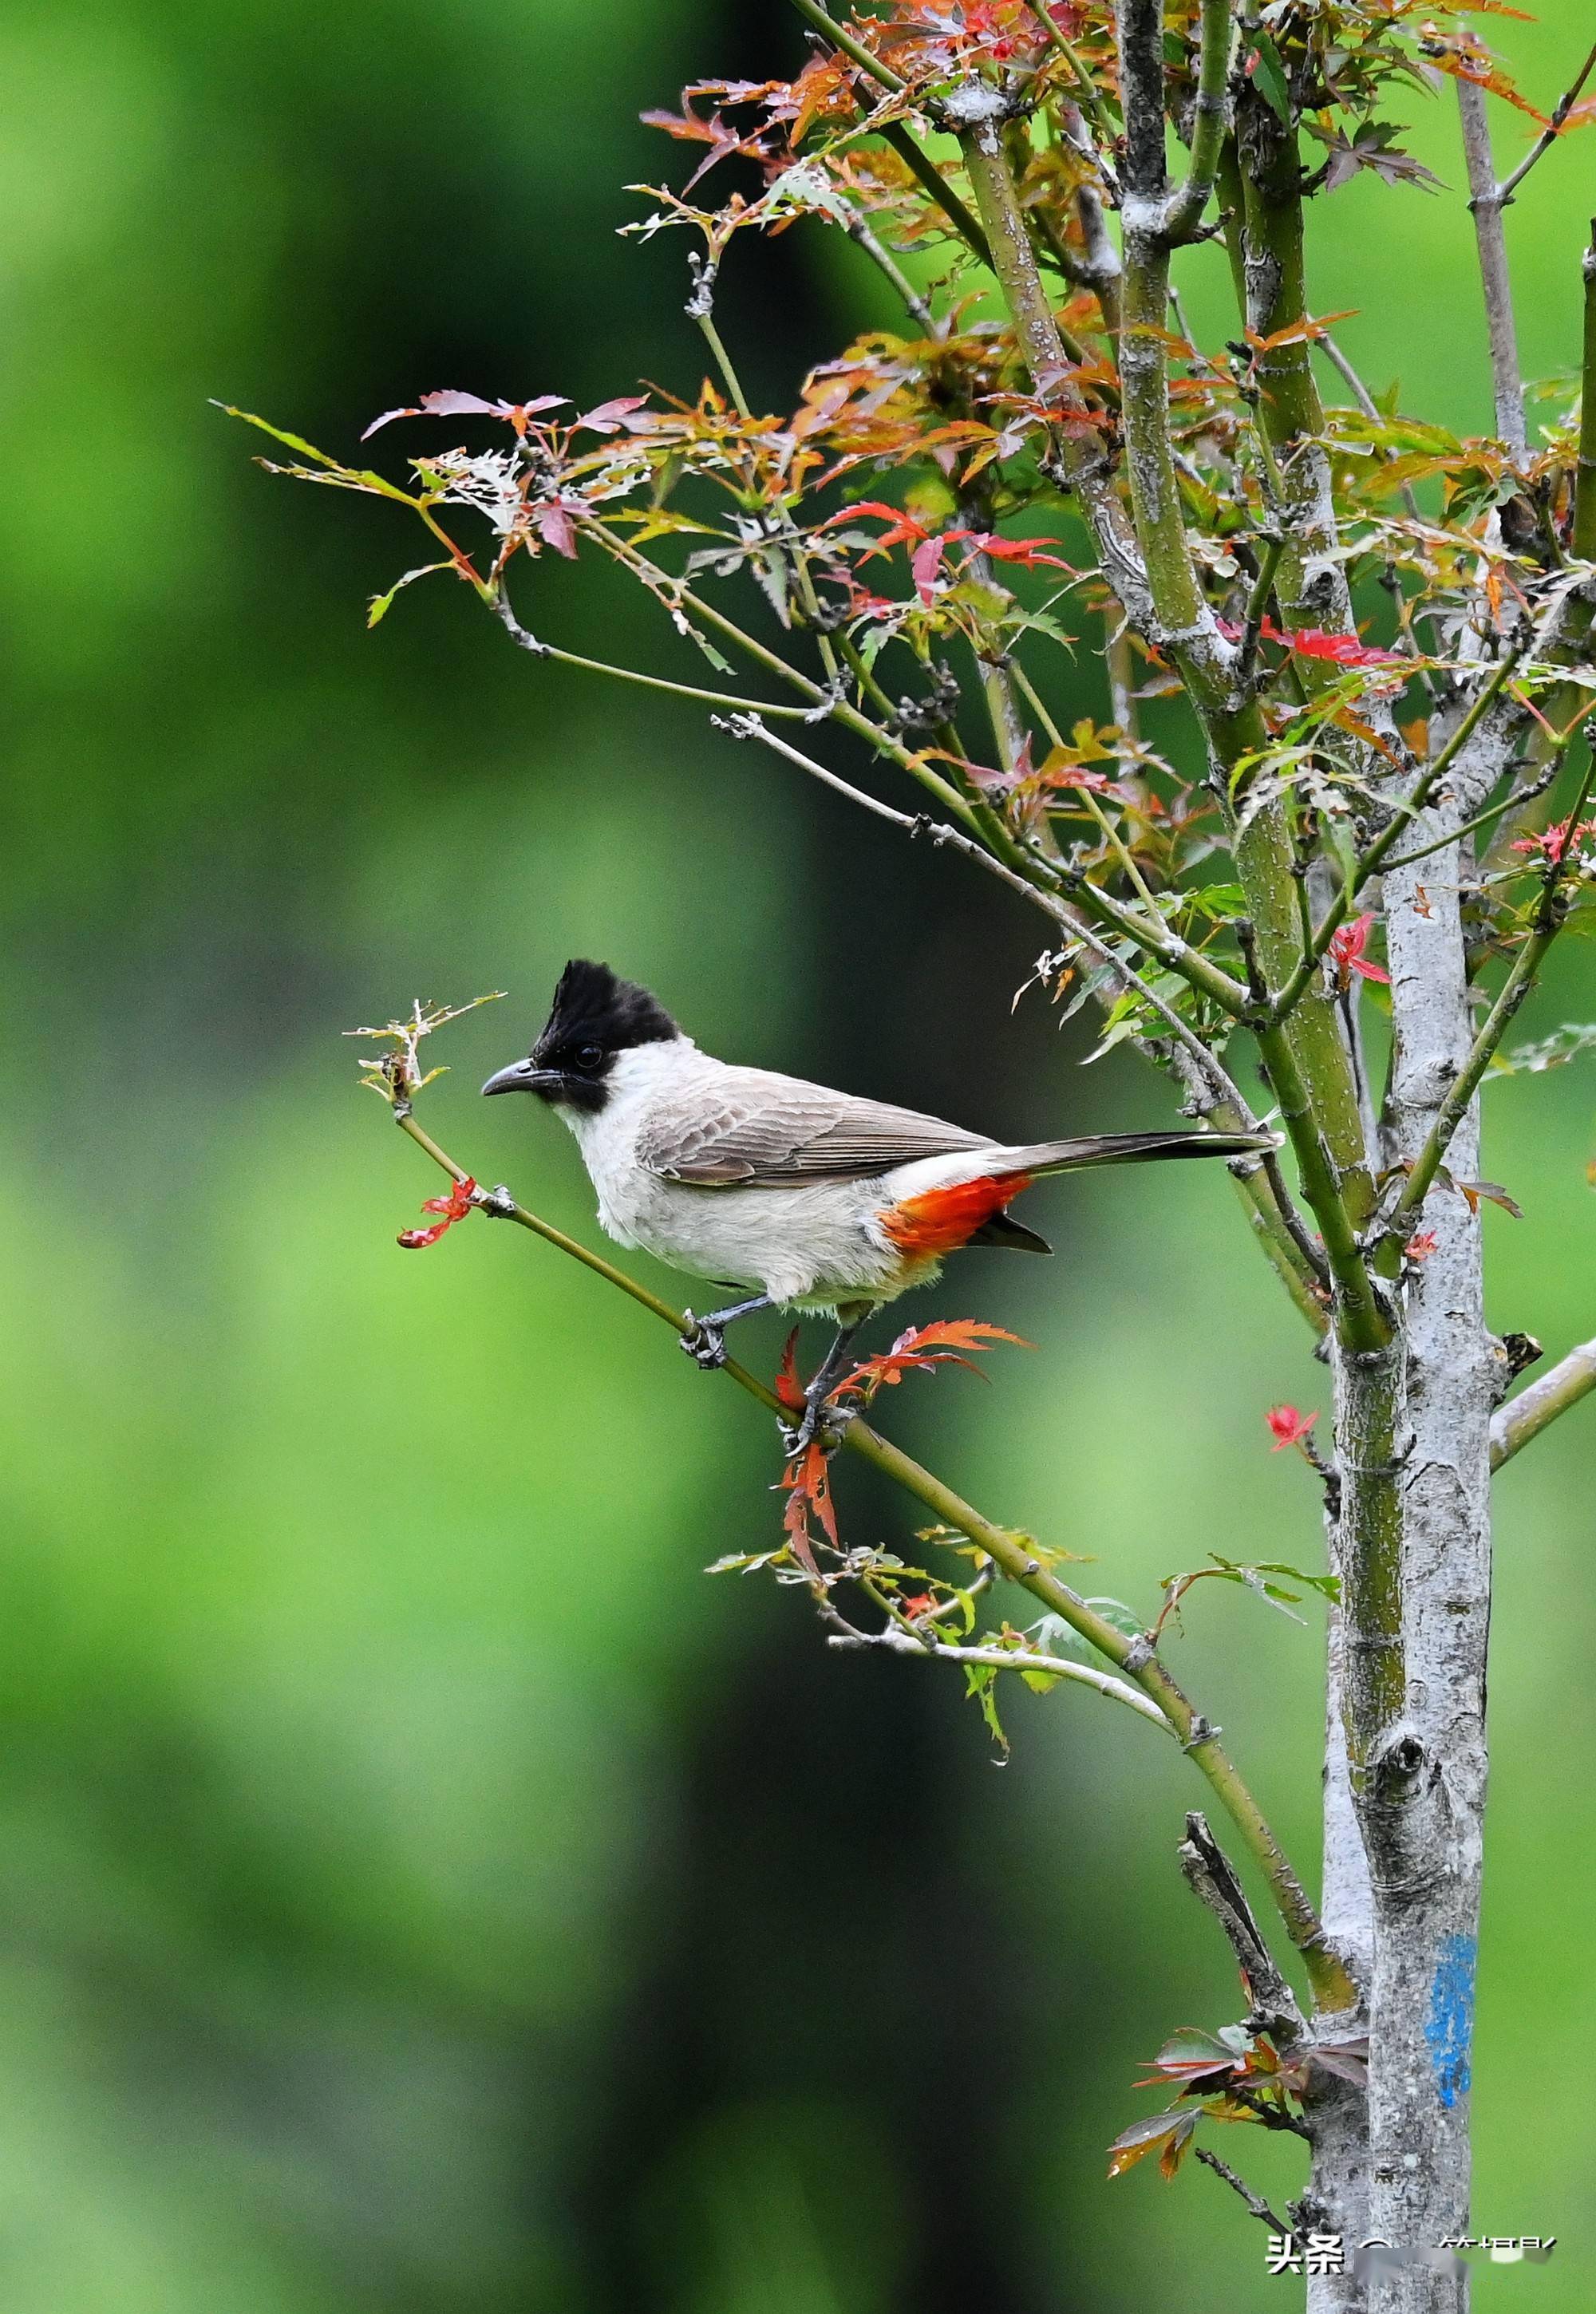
[{"xmin": 774, "ymin": 1326, "xmax": 806, "ymax": 1412}]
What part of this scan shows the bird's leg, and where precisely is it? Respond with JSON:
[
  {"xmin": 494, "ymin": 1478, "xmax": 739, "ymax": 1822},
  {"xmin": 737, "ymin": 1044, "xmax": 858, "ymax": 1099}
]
[
  {"xmin": 679, "ymin": 1293, "xmax": 774, "ymax": 1371},
  {"xmin": 786, "ymin": 1310, "xmax": 871, "ymax": 1455}
]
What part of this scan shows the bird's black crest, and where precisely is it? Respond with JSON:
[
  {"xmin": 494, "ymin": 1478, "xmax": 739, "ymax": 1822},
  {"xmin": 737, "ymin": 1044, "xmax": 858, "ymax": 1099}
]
[{"xmin": 532, "ymin": 960, "xmax": 679, "ymax": 1068}]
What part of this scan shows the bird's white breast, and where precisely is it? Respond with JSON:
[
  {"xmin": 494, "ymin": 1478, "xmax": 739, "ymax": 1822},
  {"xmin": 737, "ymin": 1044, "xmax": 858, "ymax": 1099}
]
[{"xmin": 557, "ymin": 1040, "xmax": 911, "ymax": 1309}]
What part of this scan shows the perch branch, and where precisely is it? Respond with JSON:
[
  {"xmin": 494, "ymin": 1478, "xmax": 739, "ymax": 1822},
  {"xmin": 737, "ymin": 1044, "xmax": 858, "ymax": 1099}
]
[{"xmin": 385, "ymin": 1102, "xmax": 1353, "ymax": 2011}]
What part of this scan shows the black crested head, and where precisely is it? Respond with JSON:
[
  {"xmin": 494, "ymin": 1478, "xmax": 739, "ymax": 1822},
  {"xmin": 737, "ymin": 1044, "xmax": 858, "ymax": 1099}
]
[
  {"xmin": 481, "ymin": 959, "xmax": 680, "ymax": 1113},
  {"xmin": 538, "ymin": 959, "xmax": 678, "ymax": 1060}
]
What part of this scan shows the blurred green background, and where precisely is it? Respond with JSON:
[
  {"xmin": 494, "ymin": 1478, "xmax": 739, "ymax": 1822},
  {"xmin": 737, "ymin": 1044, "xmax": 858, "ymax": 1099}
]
[{"xmin": 2, "ymin": 2, "xmax": 1592, "ymax": 2308}]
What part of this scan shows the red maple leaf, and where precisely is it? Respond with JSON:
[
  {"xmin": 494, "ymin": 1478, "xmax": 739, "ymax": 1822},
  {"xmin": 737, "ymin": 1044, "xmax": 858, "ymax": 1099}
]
[
  {"xmin": 397, "ymin": 1176, "xmax": 477, "ymax": 1249},
  {"xmin": 1216, "ymin": 617, "xmax": 1404, "ymax": 670},
  {"xmin": 778, "ymin": 1438, "xmax": 838, "ymax": 1574},
  {"xmin": 836, "ymin": 1318, "xmax": 1031, "ymax": 1400},
  {"xmin": 773, "ymin": 1327, "xmax": 807, "ymax": 1412},
  {"xmin": 1511, "ymin": 816, "xmax": 1595, "ymax": 867},
  {"xmin": 1328, "ymin": 913, "xmax": 1391, "ymax": 989},
  {"xmin": 1265, "ymin": 1404, "xmax": 1319, "ymax": 1452}
]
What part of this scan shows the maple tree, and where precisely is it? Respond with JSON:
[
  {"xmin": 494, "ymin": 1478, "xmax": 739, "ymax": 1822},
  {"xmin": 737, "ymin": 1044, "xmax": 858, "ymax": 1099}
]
[{"xmin": 235, "ymin": 4, "xmax": 1596, "ymax": 2304}]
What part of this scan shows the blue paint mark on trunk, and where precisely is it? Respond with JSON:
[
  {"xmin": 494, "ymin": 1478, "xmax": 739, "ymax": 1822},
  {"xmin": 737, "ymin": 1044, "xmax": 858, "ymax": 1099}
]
[{"xmin": 1424, "ymin": 1934, "xmax": 1476, "ymax": 2109}]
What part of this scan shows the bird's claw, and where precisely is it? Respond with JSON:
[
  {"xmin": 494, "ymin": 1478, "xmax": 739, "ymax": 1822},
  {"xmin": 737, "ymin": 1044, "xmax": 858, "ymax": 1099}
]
[
  {"xmin": 779, "ymin": 1398, "xmax": 851, "ymax": 1460},
  {"xmin": 681, "ymin": 1313, "xmax": 728, "ymax": 1370}
]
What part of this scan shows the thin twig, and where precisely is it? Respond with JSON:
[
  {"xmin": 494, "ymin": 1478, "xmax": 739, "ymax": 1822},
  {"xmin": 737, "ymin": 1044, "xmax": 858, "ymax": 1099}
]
[
  {"xmin": 493, "ymin": 592, "xmax": 820, "ymax": 721},
  {"xmin": 1266, "ymin": 643, "xmax": 1529, "ymax": 1026},
  {"xmin": 1319, "ymin": 334, "xmax": 1425, "ymax": 526},
  {"xmin": 1497, "ymin": 38, "xmax": 1596, "ymax": 203},
  {"xmin": 1457, "ymin": 76, "xmax": 1527, "ymax": 455},
  {"xmin": 827, "ymin": 1622, "xmax": 1176, "ymax": 1729},
  {"xmin": 1491, "ymin": 1332, "xmax": 1596, "ymax": 1467},
  {"xmin": 788, "ymin": 0, "xmax": 904, "ymax": 93},
  {"xmin": 1389, "ymin": 746, "xmax": 1596, "ymax": 1232},
  {"xmin": 1376, "ymin": 756, "xmax": 1566, "ymax": 873},
  {"xmin": 1193, "ymin": 2149, "xmax": 1288, "ymax": 2234},
  {"xmin": 845, "ymin": 211, "xmax": 940, "ymax": 335},
  {"xmin": 1178, "ymin": 1811, "xmax": 1309, "ymax": 2043},
  {"xmin": 1234, "ymin": 535, "xmax": 1285, "ymax": 699}
]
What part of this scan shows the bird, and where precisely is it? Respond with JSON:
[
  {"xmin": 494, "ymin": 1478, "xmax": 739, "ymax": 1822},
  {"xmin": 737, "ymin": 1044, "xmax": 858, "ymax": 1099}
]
[{"xmin": 482, "ymin": 960, "xmax": 1277, "ymax": 1447}]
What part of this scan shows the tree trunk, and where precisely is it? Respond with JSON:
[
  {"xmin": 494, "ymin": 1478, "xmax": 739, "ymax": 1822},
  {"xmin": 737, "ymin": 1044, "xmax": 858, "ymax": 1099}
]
[{"xmin": 1308, "ymin": 772, "xmax": 1499, "ymax": 2311}]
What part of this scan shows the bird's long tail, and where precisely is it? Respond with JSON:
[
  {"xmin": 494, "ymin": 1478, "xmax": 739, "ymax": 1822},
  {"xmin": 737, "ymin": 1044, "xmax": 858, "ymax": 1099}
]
[{"xmin": 991, "ymin": 1127, "xmax": 1278, "ymax": 1179}]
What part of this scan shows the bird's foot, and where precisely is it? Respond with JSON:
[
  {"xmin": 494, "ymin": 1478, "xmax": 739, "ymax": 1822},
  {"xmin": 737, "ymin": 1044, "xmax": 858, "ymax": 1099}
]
[
  {"xmin": 780, "ymin": 1394, "xmax": 852, "ymax": 1460},
  {"xmin": 680, "ymin": 1313, "xmax": 728, "ymax": 1371}
]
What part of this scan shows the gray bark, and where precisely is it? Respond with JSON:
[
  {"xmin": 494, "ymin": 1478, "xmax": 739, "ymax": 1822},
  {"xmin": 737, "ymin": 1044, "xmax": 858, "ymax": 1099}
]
[
  {"xmin": 1310, "ymin": 739, "xmax": 1501, "ymax": 2311},
  {"xmin": 1365, "ymin": 794, "xmax": 1495, "ymax": 2310}
]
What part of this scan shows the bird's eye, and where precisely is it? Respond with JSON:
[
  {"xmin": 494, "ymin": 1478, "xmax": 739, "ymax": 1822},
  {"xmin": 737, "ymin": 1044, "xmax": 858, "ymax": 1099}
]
[{"xmin": 574, "ymin": 1043, "xmax": 604, "ymax": 1072}]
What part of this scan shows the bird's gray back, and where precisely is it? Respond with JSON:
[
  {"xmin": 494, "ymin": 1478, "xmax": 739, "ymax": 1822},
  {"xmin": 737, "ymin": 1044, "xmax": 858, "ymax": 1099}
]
[{"xmin": 634, "ymin": 1060, "xmax": 994, "ymax": 1187}]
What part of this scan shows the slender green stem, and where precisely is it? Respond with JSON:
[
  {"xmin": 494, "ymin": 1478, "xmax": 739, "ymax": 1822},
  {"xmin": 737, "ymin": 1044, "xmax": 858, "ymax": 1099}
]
[
  {"xmin": 1024, "ymin": 2, "xmax": 1118, "ymax": 148},
  {"xmin": 1266, "ymin": 643, "xmax": 1529, "ymax": 1027},
  {"xmin": 789, "ymin": 4, "xmax": 995, "ymax": 270},
  {"xmin": 493, "ymin": 595, "xmax": 826, "ymax": 721},
  {"xmin": 1234, "ymin": 535, "xmax": 1284, "ymax": 697},
  {"xmin": 1381, "ymin": 750, "xmax": 1570, "ymax": 874},
  {"xmin": 695, "ymin": 312, "xmax": 753, "ymax": 423},
  {"xmin": 1389, "ymin": 746, "xmax": 1596, "ymax": 1234},
  {"xmin": 1009, "ymin": 658, "xmax": 1159, "ymax": 907},
  {"xmin": 788, "ymin": 0, "xmax": 905, "ymax": 93},
  {"xmin": 1162, "ymin": 0, "xmax": 1235, "ymax": 243},
  {"xmin": 595, "ymin": 527, "xmax": 985, "ymax": 829},
  {"xmin": 690, "ymin": 314, "xmax": 843, "ymax": 685},
  {"xmin": 1574, "ymin": 224, "xmax": 1596, "ymax": 562},
  {"xmin": 389, "ymin": 1101, "xmax": 1352, "ymax": 2010},
  {"xmin": 1254, "ymin": 1016, "xmax": 1386, "ymax": 1353},
  {"xmin": 1497, "ymin": 41, "xmax": 1596, "ymax": 202},
  {"xmin": 844, "ymin": 210, "xmax": 939, "ymax": 334},
  {"xmin": 879, "ymin": 122, "xmax": 996, "ymax": 270}
]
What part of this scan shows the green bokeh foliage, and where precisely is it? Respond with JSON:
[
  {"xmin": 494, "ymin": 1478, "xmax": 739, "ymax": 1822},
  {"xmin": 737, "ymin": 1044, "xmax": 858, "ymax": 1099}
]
[{"xmin": 1, "ymin": 2, "xmax": 1591, "ymax": 2307}]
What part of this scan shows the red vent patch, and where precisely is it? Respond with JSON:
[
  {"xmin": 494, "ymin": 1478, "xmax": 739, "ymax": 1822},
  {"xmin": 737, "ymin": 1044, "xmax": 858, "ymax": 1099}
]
[{"xmin": 879, "ymin": 1173, "xmax": 1033, "ymax": 1257}]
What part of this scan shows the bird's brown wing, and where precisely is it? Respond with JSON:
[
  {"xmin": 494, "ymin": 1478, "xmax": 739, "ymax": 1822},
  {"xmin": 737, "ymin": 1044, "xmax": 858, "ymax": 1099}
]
[{"xmin": 634, "ymin": 1065, "xmax": 994, "ymax": 1187}]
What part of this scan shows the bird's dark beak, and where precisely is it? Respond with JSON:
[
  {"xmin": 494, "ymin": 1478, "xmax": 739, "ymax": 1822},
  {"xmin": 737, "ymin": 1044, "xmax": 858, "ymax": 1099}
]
[{"xmin": 480, "ymin": 1059, "xmax": 566, "ymax": 1099}]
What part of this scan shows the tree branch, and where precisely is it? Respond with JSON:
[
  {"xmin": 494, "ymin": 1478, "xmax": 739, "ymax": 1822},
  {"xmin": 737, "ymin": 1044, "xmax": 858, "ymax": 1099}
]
[
  {"xmin": 1457, "ymin": 76, "xmax": 1527, "ymax": 456},
  {"xmin": 1491, "ymin": 1333, "xmax": 1596, "ymax": 1467},
  {"xmin": 1193, "ymin": 2148, "xmax": 1288, "ymax": 2234},
  {"xmin": 1576, "ymin": 221, "xmax": 1596, "ymax": 560},
  {"xmin": 383, "ymin": 1099, "xmax": 1353, "ymax": 2011},
  {"xmin": 1388, "ymin": 747, "xmax": 1596, "ymax": 1234},
  {"xmin": 1178, "ymin": 1810, "xmax": 1310, "ymax": 2043},
  {"xmin": 1496, "ymin": 38, "xmax": 1596, "ymax": 204},
  {"xmin": 493, "ymin": 591, "xmax": 826, "ymax": 721},
  {"xmin": 1265, "ymin": 642, "xmax": 1531, "ymax": 1027},
  {"xmin": 1161, "ymin": 0, "xmax": 1237, "ymax": 244},
  {"xmin": 827, "ymin": 1621, "xmax": 1176, "ymax": 1729}
]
